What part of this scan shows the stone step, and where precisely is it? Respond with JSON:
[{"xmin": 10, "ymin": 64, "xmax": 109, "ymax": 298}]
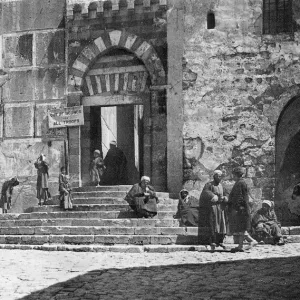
[
  {"xmin": 0, "ymin": 244, "xmax": 208, "ymax": 253},
  {"xmin": 72, "ymin": 191, "xmax": 170, "ymax": 199},
  {"xmin": 73, "ymin": 185, "xmax": 132, "ymax": 192},
  {"xmin": 0, "ymin": 211, "xmax": 176, "ymax": 220},
  {"xmin": 0, "ymin": 226, "xmax": 200, "ymax": 236},
  {"xmin": 71, "ymin": 197, "xmax": 179, "ymax": 205},
  {"xmin": 0, "ymin": 234, "xmax": 199, "ymax": 245},
  {"xmin": 27, "ymin": 204, "xmax": 178, "ymax": 213},
  {"xmin": 0, "ymin": 218, "xmax": 181, "ymax": 227}
]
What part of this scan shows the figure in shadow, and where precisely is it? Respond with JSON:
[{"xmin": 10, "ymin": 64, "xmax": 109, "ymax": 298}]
[
  {"xmin": 125, "ymin": 176, "xmax": 158, "ymax": 218},
  {"xmin": 34, "ymin": 154, "xmax": 51, "ymax": 206},
  {"xmin": 174, "ymin": 189, "xmax": 199, "ymax": 227},
  {"xmin": 0, "ymin": 177, "xmax": 19, "ymax": 213},
  {"xmin": 252, "ymin": 200, "xmax": 285, "ymax": 245},
  {"xmin": 59, "ymin": 167, "xmax": 72, "ymax": 211},
  {"xmin": 102, "ymin": 141, "xmax": 127, "ymax": 185}
]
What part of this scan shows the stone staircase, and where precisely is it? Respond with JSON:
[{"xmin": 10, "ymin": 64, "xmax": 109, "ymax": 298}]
[
  {"xmin": 0, "ymin": 186, "xmax": 203, "ymax": 252},
  {"xmin": 0, "ymin": 185, "xmax": 299, "ymax": 253}
]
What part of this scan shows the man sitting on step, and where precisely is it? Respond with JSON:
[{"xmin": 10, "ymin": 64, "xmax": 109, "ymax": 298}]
[
  {"xmin": 252, "ymin": 200, "xmax": 285, "ymax": 246},
  {"xmin": 124, "ymin": 176, "xmax": 159, "ymax": 218}
]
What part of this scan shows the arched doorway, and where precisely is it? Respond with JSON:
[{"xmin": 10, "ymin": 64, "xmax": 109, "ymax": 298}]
[
  {"xmin": 275, "ymin": 95, "xmax": 300, "ymax": 222},
  {"xmin": 81, "ymin": 48, "xmax": 149, "ymax": 185},
  {"xmin": 68, "ymin": 30, "xmax": 167, "ymax": 188}
]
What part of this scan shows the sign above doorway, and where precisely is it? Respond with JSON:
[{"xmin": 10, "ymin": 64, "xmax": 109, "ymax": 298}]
[{"xmin": 48, "ymin": 106, "xmax": 84, "ymax": 128}]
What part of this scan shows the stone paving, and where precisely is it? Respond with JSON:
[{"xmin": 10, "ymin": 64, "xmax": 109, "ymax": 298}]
[{"xmin": 1, "ymin": 244, "xmax": 300, "ymax": 300}]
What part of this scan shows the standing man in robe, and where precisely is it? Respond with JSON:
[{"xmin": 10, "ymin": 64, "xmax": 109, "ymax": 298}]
[
  {"xmin": 199, "ymin": 170, "xmax": 229, "ymax": 251},
  {"xmin": 102, "ymin": 141, "xmax": 127, "ymax": 185},
  {"xmin": 0, "ymin": 177, "xmax": 19, "ymax": 213},
  {"xmin": 228, "ymin": 166, "xmax": 258, "ymax": 252},
  {"xmin": 34, "ymin": 154, "xmax": 51, "ymax": 206}
]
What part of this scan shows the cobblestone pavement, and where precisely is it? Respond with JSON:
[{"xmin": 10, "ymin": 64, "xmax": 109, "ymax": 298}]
[{"xmin": 1, "ymin": 244, "xmax": 300, "ymax": 300}]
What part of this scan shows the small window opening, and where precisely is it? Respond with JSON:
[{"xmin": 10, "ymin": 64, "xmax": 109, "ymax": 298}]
[{"xmin": 207, "ymin": 12, "xmax": 215, "ymax": 29}]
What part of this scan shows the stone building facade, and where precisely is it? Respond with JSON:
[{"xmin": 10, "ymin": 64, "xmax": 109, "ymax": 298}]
[{"xmin": 0, "ymin": 0, "xmax": 299, "ymax": 225}]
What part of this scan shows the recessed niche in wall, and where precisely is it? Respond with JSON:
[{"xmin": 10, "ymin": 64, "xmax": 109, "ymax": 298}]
[{"xmin": 207, "ymin": 12, "xmax": 215, "ymax": 29}]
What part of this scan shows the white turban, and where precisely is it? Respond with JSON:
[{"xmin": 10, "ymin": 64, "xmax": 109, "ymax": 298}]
[
  {"xmin": 110, "ymin": 140, "xmax": 117, "ymax": 146},
  {"xmin": 141, "ymin": 176, "xmax": 150, "ymax": 182},
  {"xmin": 213, "ymin": 170, "xmax": 222, "ymax": 176},
  {"xmin": 262, "ymin": 200, "xmax": 272, "ymax": 207}
]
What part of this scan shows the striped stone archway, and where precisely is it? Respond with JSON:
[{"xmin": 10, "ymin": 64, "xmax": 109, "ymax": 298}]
[{"xmin": 68, "ymin": 30, "xmax": 166, "ymax": 91}]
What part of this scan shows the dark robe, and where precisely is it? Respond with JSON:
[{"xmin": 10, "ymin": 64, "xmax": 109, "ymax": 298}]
[
  {"xmin": 252, "ymin": 206, "xmax": 282, "ymax": 241},
  {"xmin": 59, "ymin": 174, "xmax": 73, "ymax": 210},
  {"xmin": 175, "ymin": 195, "xmax": 199, "ymax": 227},
  {"xmin": 102, "ymin": 147, "xmax": 127, "ymax": 185},
  {"xmin": 0, "ymin": 178, "xmax": 19, "ymax": 213},
  {"xmin": 89, "ymin": 157, "xmax": 105, "ymax": 185},
  {"xmin": 34, "ymin": 159, "xmax": 51, "ymax": 202},
  {"xmin": 228, "ymin": 178, "xmax": 251, "ymax": 233},
  {"xmin": 124, "ymin": 183, "xmax": 158, "ymax": 218},
  {"xmin": 199, "ymin": 181, "xmax": 229, "ymax": 244}
]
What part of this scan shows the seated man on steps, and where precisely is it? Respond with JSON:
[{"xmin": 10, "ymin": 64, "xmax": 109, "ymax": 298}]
[
  {"xmin": 124, "ymin": 176, "xmax": 159, "ymax": 218},
  {"xmin": 252, "ymin": 200, "xmax": 285, "ymax": 245},
  {"xmin": 174, "ymin": 189, "xmax": 199, "ymax": 227}
]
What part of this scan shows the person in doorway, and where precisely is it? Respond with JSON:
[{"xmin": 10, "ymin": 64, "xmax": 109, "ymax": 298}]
[
  {"xmin": 0, "ymin": 177, "xmax": 19, "ymax": 213},
  {"xmin": 199, "ymin": 170, "xmax": 229, "ymax": 251},
  {"xmin": 59, "ymin": 167, "xmax": 73, "ymax": 211},
  {"xmin": 102, "ymin": 141, "xmax": 127, "ymax": 185},
  {"xmin": 124, "ymin": 176, "xmax": 158, "ymax": 218},
  {"xmin": 89, "ymin": 149, "xmax": 105, "ymax": 186},
  {"xmin": 252, "ymin": 200, "xmax": 285, "ymax": 245},
  {"xmin": 34, "ymin": 154, "xmax": 51, "ymax": 206},
  {"xmin": 174, "ymin": 189, "xmax": 199, "ymax": 227},
  {"xmin": 228, "ymin": 166, "xmax": 258, "ymax": 252}
]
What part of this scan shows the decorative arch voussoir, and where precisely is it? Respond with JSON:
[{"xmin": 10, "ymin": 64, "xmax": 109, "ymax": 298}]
[{"xmin": 69, "ymin": 30, "xmax": 166, "ymax": 89}]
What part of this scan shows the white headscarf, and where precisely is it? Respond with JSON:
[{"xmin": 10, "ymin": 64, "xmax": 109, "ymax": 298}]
[
  {"xmin": 262, "ymin": 200, "xmax": 272, "ymax": 208},
  {"xmin": 213, "ymin": 170, "xmax": 222, "ymax": 176},
  {"xmin": 141, "ymin": 176, "xmax": 150, "ymax": 182}
]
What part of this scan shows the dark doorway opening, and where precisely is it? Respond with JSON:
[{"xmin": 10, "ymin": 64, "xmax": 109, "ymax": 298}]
[{"xmin": 90, "ymin": 105, "xmax": 144, "ymax": 185}]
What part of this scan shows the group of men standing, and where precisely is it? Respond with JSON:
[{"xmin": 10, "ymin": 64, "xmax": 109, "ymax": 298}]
[{"xmin": 176, "ymin": 167, "xmax": 285, "ymax": 252}]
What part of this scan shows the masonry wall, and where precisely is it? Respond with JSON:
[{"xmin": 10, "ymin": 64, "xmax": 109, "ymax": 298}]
[
  {"xmin": 182, "ymin": 0, "xmax": 300, "ymax": 224},
  {"xmin": 0, "ymin": 0, "xmax": 66, "ymax": 212}
]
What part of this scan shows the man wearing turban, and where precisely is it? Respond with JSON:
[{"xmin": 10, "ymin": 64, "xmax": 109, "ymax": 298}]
[
  {"xmin": 174, "ymin": 189, "xmax": 199, "ymax": 227},
  {"xmin": 0, "ymin": 177, "xmax": 19, "ymax": 213},
  {"xmin": 124, "ymin": 176, "xmax": 158, "ymax": 218},
  {"xmin": 199, "ymin": 170, "xmax": 229, "ymax": 250},
  {"xmin": 101, "ymin": 141, "xmax": 127, "ymax": 185},
  {"xmin": 228, "ymin": 166, "xmax": 258, "ymax": 252},
  {"xmin": 252, "ymin": 200, "xmax": 285, "ymax": 245}
]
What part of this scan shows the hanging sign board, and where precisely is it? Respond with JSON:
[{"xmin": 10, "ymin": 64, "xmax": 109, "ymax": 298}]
[{"xmin": 48, "ymin": 106, "xmax": 84, "ymax": 128}]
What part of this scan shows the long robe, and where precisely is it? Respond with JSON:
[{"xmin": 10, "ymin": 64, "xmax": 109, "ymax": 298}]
[
  {"xmin": 89, "ymin": 157, "xmax": 105, "ymax": 185},
  {"xmin": 34, "ymin": 160, "xmax": 51, "ymax": 201},
  {"xmin": 176, "ymin": 195, "xmax": 199, "ymax": 227},
  {"xmin": 252, "ymin": 206, "xmax": 282, "ymax": 240},
  {"xmin": 228, "ymin": 178, "xmax": 251, "ymax": 233},
  {"xmin": 102, "ymin": 147, "xmax": 127, "ymax": 185},
  {"xmin": 59, "ymin": 174, "xmax": 73, "ymax": 210},
  {"xmin": 199, "ymin": 181, "xmax": 229, "ymax": 237},
  {"xmin": 124, "ymin": 183, "xmax": 158, "ymax": 218},
  {"xmin": 0, "ymin": 178, "xmax": 19, "ymax": 213}
]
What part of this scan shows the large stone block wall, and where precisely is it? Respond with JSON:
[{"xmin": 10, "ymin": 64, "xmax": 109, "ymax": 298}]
[
  {"xmin": 182, "ymin": 0, "xmax": 300, "ymax": 224},
  {"xmin": 0, "ymin": 0, "xmax": 66, "ymax": 212}
]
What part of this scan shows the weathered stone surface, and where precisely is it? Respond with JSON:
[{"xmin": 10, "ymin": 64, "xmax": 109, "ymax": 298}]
[
  {"xmin": 1, "ymin": 0, "xmax": 65, "ymax": 33},
  {"xmin": 36, "ymin": 30, "xmax": 65, "ymax": 66},
  {"xmin": 3, "ymin": 70, "xmax": 34, "ymax": 102},
  {"xmin": 182, "ymin": 0, "xmax": 300, "ymax": 224},
  {"xmin": 34, "ymin": 68, "xmax": 66, "ymax": 100},
  {"xmin": 3, "ymin": 34, "xmax": 33, "ymax": 67},
  {"xmin": 4, "ymin": 104, "xmax": 34, "ymax": 137}
]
